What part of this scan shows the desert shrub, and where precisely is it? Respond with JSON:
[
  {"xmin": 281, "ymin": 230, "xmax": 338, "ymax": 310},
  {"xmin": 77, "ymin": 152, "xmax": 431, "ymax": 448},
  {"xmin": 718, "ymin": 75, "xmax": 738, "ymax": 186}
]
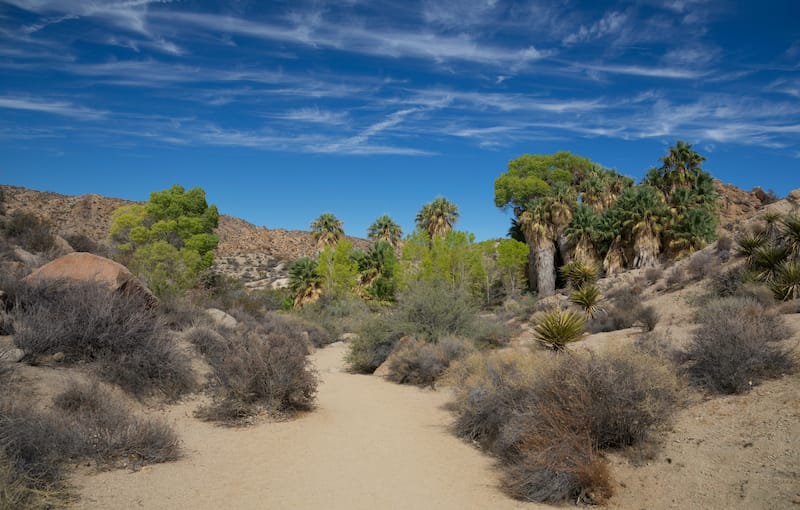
[
  {"xmin": 194, "ymin": 321, "xmax": 317, "ymax": 423},
  {"xmin": 716, "ymin": 234, "xmax": 733, "ymax": 252},
  {"xmin": 501, "ymin": 431, "xmax": 611, "ymax": 505},
  {"xmin": 686, "ymin": 252, "xmax": 716, "ymax": 280},
  {"xmin": 496, "ymin": 293, "xmax": 538, "ymax": 322},
  {"xmin": 680, "ymin": 296, "xmax": 796, "ymax": 394},
  {"xmin": 711, "ymin": 266, "xmax": 746, "ymax": 297},
  {"xmin": 471, "ymin": 316, "xmax": 513, "ymax": 347},
  {"xmin": 735, "ymin": 282, "xmax": 776, "ymax": 307},
  {"xmin": 53, "ymin": 380, "xmax": 180, "ymax": 466},
  {"xmin": 386, "ymin": 336, "xmax": 474, "ymax": 386},
  {"xmin": 448, "ymin": 348, "xmax": 679, "ymax": 504},
  {"xmin": 533, "ymin": 309, "xmax": 585, "ymax": 349},
  {"xmin": 447, "ymin": 349, "xmax": 538, "ymax": 447},
  {"xmin": 393, "ymin": 280, "xmax": 477, "ymax": 341},
  {"xmin": 12, "ymin": 281, "xmax": 194, "ymax": 398},
  {"xmin": 345, "ymin": 316, "xmax": 402, "ymax": 373},
  {"xmin": 735, "ymin": 233, "xmax": 766, "ymax": 264},
  {"xmin": 0, "ymin": 211, "xmax": 54, "ymax": 253},
  {"xmin": 751, "ymin": 245, "xmax": 790, "ymax": 282},
  {"xmin": 298, "ymin": 294, "xmax": 372, "ymax": 339},
  {"xmin": 665, "ymin": 266, "xmax": 685, "ymax": 288},
  {"xmin": 644, "ymin": 267, "xmax": 664, "ymax": 285},
  {"xmin": 639, "ymin": 305, "xmax": 659, "ymax": 332},
  {"xmin": 63, "ymin": 233, "xmax": 108, "ymax": 257}
]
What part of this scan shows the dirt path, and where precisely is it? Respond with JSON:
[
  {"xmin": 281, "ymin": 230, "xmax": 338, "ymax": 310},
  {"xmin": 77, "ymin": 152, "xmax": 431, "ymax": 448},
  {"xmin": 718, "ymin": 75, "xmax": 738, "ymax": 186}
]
[{"xmin": 73, "ymin": 342, "xmax": 537, "ymax": 510}]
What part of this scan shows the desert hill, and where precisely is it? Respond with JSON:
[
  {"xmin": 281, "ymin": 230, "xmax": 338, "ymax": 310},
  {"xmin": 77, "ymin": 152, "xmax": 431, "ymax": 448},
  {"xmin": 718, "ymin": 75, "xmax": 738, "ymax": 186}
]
[{"xmin": 0, "ymin": 184, "xmax": 371, "ymax": 287}]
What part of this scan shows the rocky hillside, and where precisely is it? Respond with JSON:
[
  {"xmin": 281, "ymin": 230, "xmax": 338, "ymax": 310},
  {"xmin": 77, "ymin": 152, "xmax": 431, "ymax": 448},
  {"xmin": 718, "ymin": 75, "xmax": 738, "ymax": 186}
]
[{"xmin": 0, "ymin": 185, "xmax": 370, "ymax": 288}]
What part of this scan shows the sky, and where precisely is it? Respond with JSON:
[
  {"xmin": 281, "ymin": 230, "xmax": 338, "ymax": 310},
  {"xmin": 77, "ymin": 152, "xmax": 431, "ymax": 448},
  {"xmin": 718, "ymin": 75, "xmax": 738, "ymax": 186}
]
[{"xmin": 0, "ymin": 0, "xmax": 798, "ymax": 241}]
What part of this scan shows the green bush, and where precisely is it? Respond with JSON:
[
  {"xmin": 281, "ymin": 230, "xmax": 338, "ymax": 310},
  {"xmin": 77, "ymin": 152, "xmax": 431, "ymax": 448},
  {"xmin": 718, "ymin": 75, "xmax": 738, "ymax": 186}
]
[
  {"xmin": 345, "ymin": 316, "xmax": 402, "ymax": 373},
  {"xmin": 393, "ymin": 280, "xmax": 477, "ymax": 341},
  {"xmin": 569, "ymin": 285, "xmax": 601, "ymax": 317}
]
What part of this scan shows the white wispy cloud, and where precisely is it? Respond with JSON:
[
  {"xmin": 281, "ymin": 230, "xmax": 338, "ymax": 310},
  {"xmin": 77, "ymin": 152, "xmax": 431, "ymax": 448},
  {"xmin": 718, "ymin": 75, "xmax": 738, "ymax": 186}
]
[
  {"xmin": 272, "ymin": 107, "xmax": 349, "ymax": 125},
  {"xmin": 563, "ymin": 11, "xmax": 627, "ymax": 46},
  {"xmin": 571, "ymin": 62, "xmax": 708, "ymax": 79},
  {"xmin": 151, "ymin": 11, "xmax": 554, "ymax": 67},
  {"xmin": 0, "ymin": 96, "xmax": 106, "ymax": 119}
]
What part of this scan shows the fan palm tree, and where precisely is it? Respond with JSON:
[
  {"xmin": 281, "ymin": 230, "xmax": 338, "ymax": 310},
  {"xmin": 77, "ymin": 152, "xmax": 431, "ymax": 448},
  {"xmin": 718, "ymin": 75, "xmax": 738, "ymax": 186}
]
[
  {"xmin": 310, "ymin": 212, "xmax": 344, "ymax": 249},
  {"xmin": 657, "ymin": 141, "xmax": 706, "ymax": 198},
  {"xmin": 615, "ymin": 186, "xmax": 669, "ymax": 268},
  {"xmin": 564, "ymin": 204, "xmax": 601, "ymax": 266},
  {"xmin": 367, "ymin": 214, "xmax": 403, "ymax": 248},
  {"xmin": 415, "ymin": 197, "xmax": 459, "ymax": 238},
  {"xmin": 288, "ymin": 257, "xmax": 321, "ymax": 308}
]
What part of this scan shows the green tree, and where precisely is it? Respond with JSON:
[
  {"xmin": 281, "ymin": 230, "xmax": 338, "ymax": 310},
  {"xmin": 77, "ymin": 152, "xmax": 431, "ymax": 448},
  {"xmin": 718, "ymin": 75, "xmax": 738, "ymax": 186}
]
[
  {"xmin": 310, "ymin": 212, "xmax": 344, "ymax": 249},
  {"xmin": 614, "ymin": 186, "xmax": 669, "ymax": 268},
  {"xmin": 415, "ymin": 197, "xmax": 459, "ymax": 238},
  {"xmin": 367, "ymin": 214, "xmax": 403, "ymax": 248},
  {"xmin": 108, "ymin": 184, "xmax": 219, "ymax": 296},
  {"xmin": 496, "ymin": 238, "xmax": 529, "ymax": 297},
  {"xmin": 564, "ymin": 204, "xmax": 601, "ymax": 266},
  {"xmin": 317, "ymin": 239, "xmax": 359, "ymax": 297},
  {"xmin": 494, "ymin": 152, "xmax": 601, "ymax": 295},
  {"xmin": 355, "ymin": 240, "xmax": 400, "ymax": 302},
  {"xmin": 645, "ymin": 141, "xmax": 707, "ymax": 199}
]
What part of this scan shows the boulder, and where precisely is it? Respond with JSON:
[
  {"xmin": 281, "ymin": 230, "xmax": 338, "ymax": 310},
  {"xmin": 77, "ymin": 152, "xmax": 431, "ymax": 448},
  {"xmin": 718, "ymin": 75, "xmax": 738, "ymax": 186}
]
[
  {"xmin": 205, "ymin": 308, "xmax": 238, "ymax": 330},
  {"xmin": 0, "ymin": 347, "xmax": 24, "ymax": 363},
  {"xmin": 271, "ymin": 278, "xmax": 290, "ymax": 289},
  {"xmin": 24, "ymin": 252, "xmax": 156, "ymax": 305},
  {"xmin": 13, "ymin": 247, "xmax": 40, "ymax": 268},
  {"xmin": 788, "ymin": 189, "xmax": 800, "ymax": 204},
  {"xmin": 338, "ymin": 332, "xmax": 359, "ymax": 343}
]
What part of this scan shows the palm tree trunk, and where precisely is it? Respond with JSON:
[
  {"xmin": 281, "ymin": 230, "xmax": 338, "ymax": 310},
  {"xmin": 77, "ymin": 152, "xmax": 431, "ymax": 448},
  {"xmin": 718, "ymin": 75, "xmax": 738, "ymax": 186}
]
[
  {"xmin": 573, "ymin": 238, "xmax": 599, "ymax": 267},
  {"xmin": 603, "ymin": 238, "xmax": 626, "ymax": 276},
  {"xmin": 633, "ymin": 229, "xmax": 660, "ymax": 268},
  {"xmin": 534, "ymin": 240, "xmax": 556, "ymax": 296}
]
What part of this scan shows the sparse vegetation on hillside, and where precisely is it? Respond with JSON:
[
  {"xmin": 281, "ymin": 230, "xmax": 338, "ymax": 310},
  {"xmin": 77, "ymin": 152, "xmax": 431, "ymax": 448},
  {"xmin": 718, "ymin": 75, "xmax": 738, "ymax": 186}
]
[{"xmin": 1, "ymin": 210, "xmax": 55, "ymax": 254}]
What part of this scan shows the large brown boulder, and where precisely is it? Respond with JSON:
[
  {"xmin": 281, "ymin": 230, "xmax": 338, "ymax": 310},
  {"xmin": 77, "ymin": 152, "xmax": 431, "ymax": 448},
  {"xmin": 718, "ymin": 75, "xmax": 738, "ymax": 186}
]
[{"xmin": 24, "ymin": 252, "xmax": 156, "ymax": 305}]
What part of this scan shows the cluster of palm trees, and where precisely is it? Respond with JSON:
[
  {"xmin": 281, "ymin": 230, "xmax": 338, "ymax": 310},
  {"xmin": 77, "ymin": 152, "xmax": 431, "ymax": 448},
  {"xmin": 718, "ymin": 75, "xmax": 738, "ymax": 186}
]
[
  {"xmin": 496, "ymin": 143, "xmax": 719, "ymax": 296},
  {"xmin": 291, "ymin": 196, "xmax": 461, "ymax": 306}
]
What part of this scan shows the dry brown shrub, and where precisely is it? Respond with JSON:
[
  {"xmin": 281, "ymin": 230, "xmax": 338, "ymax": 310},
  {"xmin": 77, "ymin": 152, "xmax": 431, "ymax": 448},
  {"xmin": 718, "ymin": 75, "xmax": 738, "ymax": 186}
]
[{"xmin": 386, "ymin": 336, "xmax": 474, "ymax": 386}]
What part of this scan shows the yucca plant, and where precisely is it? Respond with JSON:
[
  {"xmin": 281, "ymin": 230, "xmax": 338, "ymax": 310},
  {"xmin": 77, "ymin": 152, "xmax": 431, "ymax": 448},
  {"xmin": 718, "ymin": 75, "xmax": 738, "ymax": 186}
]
[
  {"xmin": 761, "ymin": 211, "xmax": 784, "ymax": 242},
  {"xmin": 735, "ymin": 234, "xmax": 767, "ymax": 265},
  {"xmin": 772, "ymin": 260, "xmax": 800, "ymax": 301},
  {"xmin": 560, "ymin": 261, "xmax": 598, "ymax": 289},
  {"xmin": 751, "ymin": 245, "xmax": 790, "ymax": 283},
  {"xmin": 780, "ymin": 215, "xmax": 800, "ymax": 259},
  {"xmin": 570, "ymin": 285, "xmax": 602, "ymax": 318},
  {"xmin": 534, "ymin": 308, "xmax": 586, "ymax": 349}
]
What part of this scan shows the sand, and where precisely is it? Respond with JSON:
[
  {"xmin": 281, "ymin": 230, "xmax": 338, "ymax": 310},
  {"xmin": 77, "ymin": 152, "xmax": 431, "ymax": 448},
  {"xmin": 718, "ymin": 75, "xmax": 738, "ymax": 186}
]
[{"xmin": 72, "ymin": 342, "xmax": 537, "ymax": 510}]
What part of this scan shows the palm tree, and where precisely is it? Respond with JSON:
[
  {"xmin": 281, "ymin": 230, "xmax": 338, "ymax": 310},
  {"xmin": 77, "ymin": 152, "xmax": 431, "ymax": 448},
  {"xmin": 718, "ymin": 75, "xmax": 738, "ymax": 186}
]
[
  {"xmin": 615, "ymin": 186, "xmax": 669, "ymax": 268},
  {"xmin": 367, "ymin": 215, "xmax": 403, "ymax": 248},
  {"xmin": 415, "ymin": 197, "xmax": 459, "ymax": 238},
  {"xmin": 653, "ymin": 141, "xmax": 706, "ymax": 199},
  {"xmin": 288, "ymin": 257, "xmax": 321, "ymax": 308},
  {"xmin": 310, "ymin": 212, "xmax": 344, "ymax": 249},
  {"xmin": 564, "ymin": 204, "xmax": 601, "ymax": 266},
  {"xmin": 518, "ymin": 199, "xmax": 558, "ymax": 296}
]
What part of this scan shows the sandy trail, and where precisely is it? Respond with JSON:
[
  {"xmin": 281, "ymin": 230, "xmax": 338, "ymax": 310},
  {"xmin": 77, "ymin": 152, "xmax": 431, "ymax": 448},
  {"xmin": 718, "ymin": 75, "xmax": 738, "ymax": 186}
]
[{"xmin": 73, "ymin": 342, "xmax": 537, "ymax": 510}]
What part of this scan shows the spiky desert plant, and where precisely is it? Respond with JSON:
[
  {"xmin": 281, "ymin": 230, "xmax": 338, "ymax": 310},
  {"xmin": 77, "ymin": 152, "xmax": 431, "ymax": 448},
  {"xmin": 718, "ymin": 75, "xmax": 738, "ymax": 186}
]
[
  {"xmin": 534, "ymin": 308, "xmax": 586, "ymax": 349},
  {"xmin": 751, "ymin": 245, "xmax": 790, "ymax": 283},
  {"xmin": 570, "ymin": 285, "xmax": 602, "ymax": 318},
  {"xmin": 780, "ymin": 215, "xmax": 800, "ymax": 259},
  {"xmin": 772, "ymin": 260, "xmax": 800, "ymax": 301},
  {"xmin": 735, "ymin": 234, "xmax": 767, "ymax": 265},
  {"xmin": 560, "ymin": 260, "xmax": 598, "ymax": 289},
  {"xmin": 761, "ymin": 211, "xmax": 784, "ymax": 242}
]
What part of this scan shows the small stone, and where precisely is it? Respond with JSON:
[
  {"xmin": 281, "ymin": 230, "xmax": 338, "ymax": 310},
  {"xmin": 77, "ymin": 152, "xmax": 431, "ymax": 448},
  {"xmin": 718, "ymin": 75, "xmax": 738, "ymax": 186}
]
[
  {"xmin": 0, "ymin": 347, "xmax": 24, "ymax": 363},
  {"xmin": 52, "ymin": 352, "xmax": 65, "ymax": 362}
]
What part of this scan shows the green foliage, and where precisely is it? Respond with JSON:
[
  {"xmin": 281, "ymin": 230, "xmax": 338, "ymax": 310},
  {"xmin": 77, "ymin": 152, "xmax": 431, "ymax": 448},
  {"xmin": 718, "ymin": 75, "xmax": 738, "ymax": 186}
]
[
  {"xmin": 415, "ymin": 197, "xmax": 459, "ymax": 238},
  {"xmin": 317, "ymin": 240, "xmax": 359, "ymax": 297},
  {"xmin": 496, "ymin": 239, "xmax": 529, "ymax": 295},
  {"xmin": 310, "ymin": 212, "xmax": 344, "ymax": 249},
  {"xmin": 781, "ymin": 215, "xmax": 800, "ymax": 258},
  {"xmin": 401, "ymin": 229, "xmax": 481, "ymax": 292},
  {"xmin": 560, "ymin": 261, "xmax": 598, "ymax": 288},
  {"xmin": 288, "ymin": 257, "xmax": 321, "ymax": 308},
  {"xmin": 355, "ymin": 240, "xmax": 400, "ymax": 302},
  {"xmin": 772, "ymin": 260, "xmax": 800, "ymax": 301},
  {"xmin": 534, "ymin": 308, "xmax": 586, "ymax": 348},
  {"xmin": 108, "ymin": 185, "xmax": 218, "ymax": 296},
  {"xmin": 570, "ymin": 285, "xmax": 601, "ymax": 317},
  {"xmin": 736, "ymin": 233, "xmax": 767, "ymax": 264}
]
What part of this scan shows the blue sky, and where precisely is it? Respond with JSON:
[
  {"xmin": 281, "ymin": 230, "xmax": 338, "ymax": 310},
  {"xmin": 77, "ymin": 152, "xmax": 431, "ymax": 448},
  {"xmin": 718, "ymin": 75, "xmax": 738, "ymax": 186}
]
[{"xmin": 0, "ymin": 0, "xmax": 798, "ymax": 241}]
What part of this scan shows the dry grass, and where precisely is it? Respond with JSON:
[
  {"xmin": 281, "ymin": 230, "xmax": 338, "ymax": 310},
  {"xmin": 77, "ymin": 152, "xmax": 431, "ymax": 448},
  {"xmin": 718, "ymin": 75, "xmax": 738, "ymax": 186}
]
[{"xmin": 385, "ymin": 336, "xmax": 474, "ymax": 386}]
